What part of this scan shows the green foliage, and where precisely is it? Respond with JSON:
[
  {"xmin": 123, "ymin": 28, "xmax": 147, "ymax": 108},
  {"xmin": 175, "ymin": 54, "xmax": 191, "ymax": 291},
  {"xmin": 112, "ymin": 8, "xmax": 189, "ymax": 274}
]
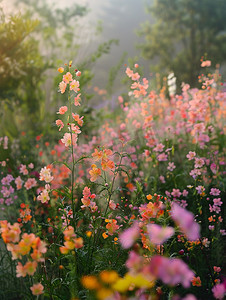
[{"xmin": 138, "ymin": 0, "xmax": 226, "ymax": 86}]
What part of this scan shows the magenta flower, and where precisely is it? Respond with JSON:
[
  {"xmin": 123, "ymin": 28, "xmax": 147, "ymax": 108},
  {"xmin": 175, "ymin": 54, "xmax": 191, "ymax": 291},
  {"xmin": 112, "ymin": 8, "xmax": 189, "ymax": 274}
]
[
  {"xmin": 212, "ymin": 282, "xmax": 226, "ymax": 299},
  {"xmin": 171, "ymin": 203, "xmax": 200, "ymax": 241}
]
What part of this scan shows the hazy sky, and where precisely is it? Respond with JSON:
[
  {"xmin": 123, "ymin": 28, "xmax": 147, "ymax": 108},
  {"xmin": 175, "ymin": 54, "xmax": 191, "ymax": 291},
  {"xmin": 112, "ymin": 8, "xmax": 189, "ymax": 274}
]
[{"xmin": 1, "ymin": 0, "xmax": 152, "ymax": 101}]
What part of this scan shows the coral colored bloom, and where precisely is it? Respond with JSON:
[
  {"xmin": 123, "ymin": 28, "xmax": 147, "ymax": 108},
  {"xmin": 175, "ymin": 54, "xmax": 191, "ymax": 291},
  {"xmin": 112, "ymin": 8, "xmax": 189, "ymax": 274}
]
[
  {"xmin": 24, "ymin": 178, "xmax": 37, "ymax": 190},
  {"xmin": 24, "ymin": 260, "xmax": 37, "ymax": 276},
  {"xmin": 201, "ymin": 60, "xmax": 211, "ymax": 67},
  {"xmin": 89, "ymin": 164, "xmax": 101, "ymax": 182},
  {"xmin": 15, "ymin": 176, "xmax": 23, "ymax": 190},
  {"xmin": 74, "ymin": 93, "xmax": 81, "ymax": 106},
  {"xmin": 57, "ymin": 106, "xmax": 68, "ymax": 115},
  {"xmin": 59, "ymin": 81, "xmax": 67, "ymax": 94},
  {"xmin": 56, "ymin": 119, "xmax": 64, "ymax": 131},
  {"xmin": 72, "ymin": 113, "xmax": 84, "ymax": 126},
  {"xmin": 30, "ymin": 283, "xmax": 44, "ymax": 295},
  {"xmin": 70, "ymin": 80, "xmax": 80, "ymax": 92},
  {"xmin": 16, "ymin": 262, "xmax": 27, "ymax": 277},
  {"xmin": 63, "ymin": 72, "xmax": 73, "ymax": 83},
  {"xmin": 106, "ymin": 219, "xmax": 119, "ymax": 235}
]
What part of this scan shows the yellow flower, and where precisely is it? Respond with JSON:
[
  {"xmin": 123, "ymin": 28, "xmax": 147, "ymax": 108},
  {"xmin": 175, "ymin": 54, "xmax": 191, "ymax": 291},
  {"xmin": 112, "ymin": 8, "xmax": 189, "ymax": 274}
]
[{"xmin": 112, "ymin": 273, "xmax": 155, "ymax": 293}]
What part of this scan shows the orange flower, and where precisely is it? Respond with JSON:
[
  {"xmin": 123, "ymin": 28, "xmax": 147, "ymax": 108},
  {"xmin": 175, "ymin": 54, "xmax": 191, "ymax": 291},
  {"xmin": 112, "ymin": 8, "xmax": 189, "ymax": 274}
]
[
  {"xmin": 81, "ymin": 275, "xmax": 100, "ymax": 290},
  {"xmin": 191, "ymin": 276, "xmax": 202, "ymax": 286},
  {"xmin": 24, "ymin": 260, "xmax": 37, "ymax": 276},
  {"xmin": 106, "ymin": 219, "xmax": 119, "ymax": 235},
  {"xmin": 89, "ymin": 164, "xmax": 101, "ymax": 182}
]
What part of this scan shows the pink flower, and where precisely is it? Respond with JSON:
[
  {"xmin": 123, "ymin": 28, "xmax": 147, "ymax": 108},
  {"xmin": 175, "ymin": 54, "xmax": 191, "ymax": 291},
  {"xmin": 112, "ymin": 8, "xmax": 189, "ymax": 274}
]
[
  {"xmin": 212, "ymin": 282, "xmax": 226, "ymax": 299},
  {"xmin": 210, "ymin": 188, "xmax": 220, "ymax": 196},
  {"xmin": 157, "ymin": 153, "xmax": 168, "ymax": 161},
  {"xmin": 167, "ymin": 162, "xmax": 176, "ymax": 171},
  {"xmin": 213, "ymin": 266, "xmax": 221, "ymax": 273},
  {"xmin": 171, "ymin": 203, "xmax": 200, "ymax": 241},
  {"xmin": 24, "ymin": 178, "xmax": 37, "ymax": 190},
  {"xmin": 153, "ymin": 143, "xmax": 165, "ymax": 152},
  {"xmin": 147, "ymin": 224, "xmax": 174, "ymax": 245},
  {"xmin": 213, "ymin": 198, "xmax": 222, "ymax": 206},
  {"xmin": 20, "ymin": 164, "xmax": 28, "ymax": 175},
  {"xmin": 119, "ymin": 222, "xmax": 140, "ymax": 249},
  {"xmin": 57, "ymin": 106, "xmax": 68, "ymax": 115},
  {"xmin": 159, "ymin": 175, "xmax": 166, "ymax": 183},
  {"xmin": 149, "ymin": 256, "xmax": 194, "ymax": 288},
  {"xmin": 171, "ymin": 189, "xmax": 181, "ymax": 198},
  {"xmin": 15, "ymin": 176, "xmax": 23, "ymax": 190},
  {"xmin": 186, "ymin": 151, "xmax": 196, "ymax": 160},
  {"xmin": 126, "ymin": 251, "xmax": 143, "ymax": 272},
  {"xmin": 194, "ymin": 157, "xmax": 205, "ymax": 168}
]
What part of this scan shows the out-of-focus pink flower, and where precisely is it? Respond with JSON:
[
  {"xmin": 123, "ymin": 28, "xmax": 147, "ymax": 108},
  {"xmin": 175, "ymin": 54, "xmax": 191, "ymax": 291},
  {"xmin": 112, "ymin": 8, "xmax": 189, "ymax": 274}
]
[
  {"xmin": 210, "ymin": 188, "xmax": 221, "ymax": 196},
  {"xmin": 119, "ymin": 222, "xmax": 140, "ymax": 249},
  {"xmin": 126, "ymin": 250, "xmax": 143, "ymax": 272},
  {"xmin": 171, "ymin": 203, "xmax": 200, "ymax": 241},
  {"xmin": 149, "ymin": 255, "xmax": 194, "ymax": 288},
  {"xmin": 147, "ymin": 224, "xmax": 174, "ymax": 245},
  {"xmin": 212, "ymin": 282, "xmax": 226, "ymax": 299}
]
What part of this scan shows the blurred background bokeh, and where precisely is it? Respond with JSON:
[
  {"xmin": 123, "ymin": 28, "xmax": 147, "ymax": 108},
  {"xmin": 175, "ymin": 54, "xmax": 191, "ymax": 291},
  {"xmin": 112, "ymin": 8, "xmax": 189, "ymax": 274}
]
[{"xmin": 1, "ymin": 0, "xmax": 226, "ymax": 140}]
